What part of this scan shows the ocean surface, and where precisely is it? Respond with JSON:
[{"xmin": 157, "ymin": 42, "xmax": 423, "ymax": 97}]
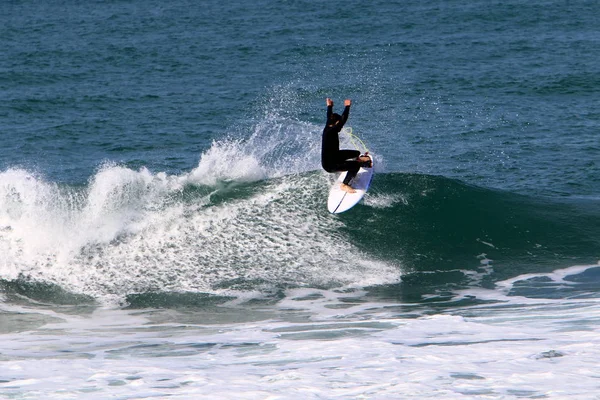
[{"xmin": 1, "ymin": 0, "xmax": 600, "ymax": 398}]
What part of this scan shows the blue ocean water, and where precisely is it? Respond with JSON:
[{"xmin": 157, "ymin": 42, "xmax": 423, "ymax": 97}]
[{"xmin": 1, "ymin": 0, "xmax": 600, "ymax": 398}]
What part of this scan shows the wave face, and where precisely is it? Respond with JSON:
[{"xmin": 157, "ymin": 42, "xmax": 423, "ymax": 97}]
[
  {"xmin": 351, "ymin": 173, "xmax": 600, "ymax": 302},
  {"xmin": 2, "ymin": 154, "xmax": 599, "ymax": 306},
  {"xmin": 358, "ymin": 173, "xmax": 600, "ymax": 270}
]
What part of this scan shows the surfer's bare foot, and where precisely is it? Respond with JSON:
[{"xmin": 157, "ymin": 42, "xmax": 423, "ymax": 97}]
[
  {"xmin": 358, "ymin": 155, "xmax": 372, "ymax": 167},
  {"xmin": 340, "ymin": 183, "xmax": 356, "ymax": 193}
]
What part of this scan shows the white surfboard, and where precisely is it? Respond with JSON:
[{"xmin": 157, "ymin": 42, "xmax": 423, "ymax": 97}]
[{"xmin": 327, "ymin": 154, "xmax": 374, "ymax": 213}]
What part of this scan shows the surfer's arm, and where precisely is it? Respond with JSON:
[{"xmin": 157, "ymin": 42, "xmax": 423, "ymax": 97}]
[
  {"xmin": 340, "ymin": 101, "xmax": 351, "ymax": 126},
  {"xmin": 326, "ymin": 98, "xmax": 333, "ymax": 120}
]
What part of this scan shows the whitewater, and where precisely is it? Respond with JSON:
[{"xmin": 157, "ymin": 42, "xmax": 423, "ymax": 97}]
[{"xmin": 3, "ymin": 275, "xmax": 600, "ymax": 399}]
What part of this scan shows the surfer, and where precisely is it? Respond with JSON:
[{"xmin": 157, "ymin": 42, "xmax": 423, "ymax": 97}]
[{"xmin": 321, "ymin": 98, "xmax": 371, "ymax": 193}]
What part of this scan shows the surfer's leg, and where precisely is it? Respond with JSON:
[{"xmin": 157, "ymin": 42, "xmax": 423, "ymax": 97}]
[
  {"xmin": 332, "ymin": 160, "xmax": 360, "ymax": 193},
  {"xmin": 333, "ymin": 150, "xmax": 361, "ymax": 193},
  {"xmin": 342, "ymin": 162, "xmax": 360, "ymax": 185},
  {"xmin": 338, "ymin": 150, "xmax": 360, "ymax": 161},
  {"xmin": 339, "ymin": 149, "xmax": 370, "ymax": 167}
]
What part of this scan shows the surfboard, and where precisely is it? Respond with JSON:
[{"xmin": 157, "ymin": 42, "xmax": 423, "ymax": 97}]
[{"xmin": 327, "ymin": 154, "xmax": 374, "ymax": 213}]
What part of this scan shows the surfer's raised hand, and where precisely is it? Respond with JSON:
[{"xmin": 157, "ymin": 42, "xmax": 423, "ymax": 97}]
[
  {"xmin": 326, "ymin": 98, "xmax": 333, "ymax": 106},
  {"xmin": 344, "ymin": 99, "xmax": 352, "ymax": 106}
]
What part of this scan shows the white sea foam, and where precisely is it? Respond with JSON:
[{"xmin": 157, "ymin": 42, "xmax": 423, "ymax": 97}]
[
  {"xmin": 2, "ymin": 270, "xmax": 600, "ymax": 399},
  {"xmin": 495, "ymin": 263, "xmax": 600, "ymax": 293},
  {"xmin": 363, "ymin": 192, "xmax": 408, "ymax": 209},
  {"xmin": 187, "ymin": 139, "xmax": 267, "ymax": 185}
]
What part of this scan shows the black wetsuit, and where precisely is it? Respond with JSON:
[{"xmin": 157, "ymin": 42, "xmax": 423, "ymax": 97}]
[{"xmin": 321, "ymin": 104, "xmax": 361, "ymax": 186}]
